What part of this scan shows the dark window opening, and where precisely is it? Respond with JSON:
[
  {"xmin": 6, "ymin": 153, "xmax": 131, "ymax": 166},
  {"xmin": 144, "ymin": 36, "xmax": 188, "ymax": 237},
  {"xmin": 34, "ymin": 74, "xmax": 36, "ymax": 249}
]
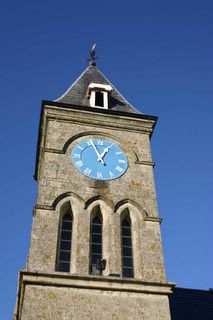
[
  {"xmin": 95, "ymin": 91, "xmax": 104, "ymax": 107},
  {"xmin": 56, "ymin": 210, "xmax": 72, "ymax": 272},
  {"xmin": 90, "ymin": 214, "xmax": 102, "ymax": 273},
  {"xmin": 121, "ymin": 218, "xmax": 134, "ymax": 278}
]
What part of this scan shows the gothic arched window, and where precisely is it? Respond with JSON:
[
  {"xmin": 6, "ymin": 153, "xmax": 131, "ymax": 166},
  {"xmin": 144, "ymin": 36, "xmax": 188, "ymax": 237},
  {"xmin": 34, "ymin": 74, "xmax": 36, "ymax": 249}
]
[
  {"xmin": 90, "ymin": 207, "xmax": 102, "ymax": 274},
  {"xmin": 121, "ymin": 215, "xmax": 134, "ymax": 278},
  {"xmin": 56, "ymin": 204, "xmax": 73, "ymax": 272}
]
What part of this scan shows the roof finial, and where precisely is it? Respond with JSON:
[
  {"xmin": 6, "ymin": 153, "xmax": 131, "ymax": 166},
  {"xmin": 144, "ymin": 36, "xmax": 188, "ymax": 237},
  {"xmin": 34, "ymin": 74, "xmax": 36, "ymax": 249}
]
[{"xmin": 89, "ymin": 44, "xmax": 100, "ymax": 66}]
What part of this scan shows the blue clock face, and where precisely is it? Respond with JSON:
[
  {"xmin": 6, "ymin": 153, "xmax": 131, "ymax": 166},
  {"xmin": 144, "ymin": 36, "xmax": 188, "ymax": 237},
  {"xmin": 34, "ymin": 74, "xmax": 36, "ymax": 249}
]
[{"xmin": 71, "ymin": 138, "xmax": 128, "ymax": 180}]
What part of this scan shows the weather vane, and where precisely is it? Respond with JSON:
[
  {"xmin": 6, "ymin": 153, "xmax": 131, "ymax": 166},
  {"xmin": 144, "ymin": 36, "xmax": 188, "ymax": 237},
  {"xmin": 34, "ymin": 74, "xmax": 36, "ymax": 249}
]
[{"xmin": 87, "ymin": 44, "xmax": 100, "ymax": 66}]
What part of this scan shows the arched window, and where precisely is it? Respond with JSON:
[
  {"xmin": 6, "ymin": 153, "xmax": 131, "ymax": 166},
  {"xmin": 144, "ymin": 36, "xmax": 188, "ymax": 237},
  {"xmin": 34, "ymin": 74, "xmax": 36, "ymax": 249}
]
[
  {"xmin": 56, "ymin": 204, "xmax": 73, "ymax": 272},
  {"xmin": 121, "ymin": 216, "xmax": 134, "ymax": 278},
  {"xmin": 90, "ymin": 208, "xmax": 102, "ymax": 274}
]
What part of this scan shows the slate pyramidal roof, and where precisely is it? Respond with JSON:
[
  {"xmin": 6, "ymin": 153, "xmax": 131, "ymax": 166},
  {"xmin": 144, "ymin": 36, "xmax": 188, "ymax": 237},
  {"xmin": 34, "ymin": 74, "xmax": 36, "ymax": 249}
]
[
  {"xmin": 36, "ymin": 65, "xmax": 158, "ymax": 180},
  {"xmin": 54, "ymin": 64, "xmax": 141, "ymax": 115}
]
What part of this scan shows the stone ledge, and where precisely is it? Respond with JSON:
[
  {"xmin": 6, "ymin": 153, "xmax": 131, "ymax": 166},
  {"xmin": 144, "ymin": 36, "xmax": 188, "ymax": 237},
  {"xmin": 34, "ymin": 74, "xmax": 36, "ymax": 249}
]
[
  {"xmin": 144, "ymin": 217, "xmax": 163, "ymax": 223},
  {"xmin": 43, "ymin": 148, "xmax": 64, "ymax": 154},
  {"xmin": 45, "ymin": 106, "xmax": 156, "ymax": 134},
  {"xmin": 19, "ymin": 270, "xmax": 175, "ymax": 295},
  {"xmin": 135, "ymin": 160, "xmax": 155, "ymax": 167},
  {"xmin": 15, "ymin": 271, "xmax": 175, "ymax": 320},
  {"xmin": 34, "ymin": 204, "xmax": 54, "ymax": 211},
  {"xmin": 42, "ymin": 148, "xmax": 155, "ymax": 168}
]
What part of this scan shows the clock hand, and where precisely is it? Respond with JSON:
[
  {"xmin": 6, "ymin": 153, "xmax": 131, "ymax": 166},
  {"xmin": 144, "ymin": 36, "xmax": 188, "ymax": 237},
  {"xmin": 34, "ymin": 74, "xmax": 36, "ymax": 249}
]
[
  {"xmin": 97, "ymin": 148, "xmax": 108, "ymax": 161},
  {"xmin": 97, "ymin": 144, "xmax": 113, "ymax": 162},
  {"xmin": 91, "ymin": 140, "xmax": 105, "ymax": 164}
]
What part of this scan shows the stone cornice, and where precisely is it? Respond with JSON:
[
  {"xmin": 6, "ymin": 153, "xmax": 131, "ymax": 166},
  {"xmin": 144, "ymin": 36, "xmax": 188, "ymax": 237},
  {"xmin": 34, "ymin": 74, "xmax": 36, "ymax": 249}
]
[
  {"xmin": 42, "ymin": 100, "xmax": 158, "ymax": 123},
  {"xmin": 20, "ymin": 270, "xmax": 175, "ymax": 294},
  {"xmin": 45, "ymin": 106, "xmax": 156, "ymax": 135},
  {"xmin": 144, "ymin": 216, "xmax": 163, "ymax": 223}
]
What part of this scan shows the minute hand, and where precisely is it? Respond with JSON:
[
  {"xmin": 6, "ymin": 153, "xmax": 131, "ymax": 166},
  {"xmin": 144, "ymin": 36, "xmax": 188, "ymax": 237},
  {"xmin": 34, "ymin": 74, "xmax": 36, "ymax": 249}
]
[{"xmin": 91, "ymin": 140, "xmax": 104, "ymax": 164}]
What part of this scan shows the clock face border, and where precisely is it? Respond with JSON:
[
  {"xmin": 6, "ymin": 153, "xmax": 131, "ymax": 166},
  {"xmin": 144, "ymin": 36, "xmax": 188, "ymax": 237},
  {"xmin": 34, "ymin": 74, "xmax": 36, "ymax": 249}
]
[{"xmin": 70, "ymin": 137, "xmax": 128, "ymax": 181}]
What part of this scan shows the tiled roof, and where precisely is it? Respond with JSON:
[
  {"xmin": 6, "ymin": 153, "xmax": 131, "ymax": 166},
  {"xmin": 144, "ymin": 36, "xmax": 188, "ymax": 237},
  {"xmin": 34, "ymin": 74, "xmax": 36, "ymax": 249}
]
[
  {"xmin": 169, "ymin": 287, "xmax": 213, "ymax": 320},
  {"xmin": 55, "ymin": 65, "xmax": 141, "ymax": 114}
]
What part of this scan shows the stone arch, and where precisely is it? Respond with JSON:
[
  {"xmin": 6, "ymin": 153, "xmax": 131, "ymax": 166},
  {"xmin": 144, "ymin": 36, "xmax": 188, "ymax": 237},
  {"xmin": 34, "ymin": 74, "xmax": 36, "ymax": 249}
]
[
  {"xmin": 86, "ymin": 198, "xmax": 113, "ymax": 228},
  {"xmin": 90, "ymin": 204, "xmax": 103, "ymax": 221},
  {"xmin": 114, "ymin": 199, "xmax": 147, "ymax": 219},
  {"xmin": 120, "ymin": 207, "xmax": 131, "ymax": 222},
  {"xmin": 60, "ymin": 201, "xmax": 72, "ymax": 216},
  {"xmin": 52, "ymin": 192, "xmax": 84, "ymax": 210},
  {"xmin": 62, "ymin": 131, "xmax": 139, "ymax": 162},
  {"xmin": 85, "ymin": 195, "xmax": 114, "ymax": 210}
]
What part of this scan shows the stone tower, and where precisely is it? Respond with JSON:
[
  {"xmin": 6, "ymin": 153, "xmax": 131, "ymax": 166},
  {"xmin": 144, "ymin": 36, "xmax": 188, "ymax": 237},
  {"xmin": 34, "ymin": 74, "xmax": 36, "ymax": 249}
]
[{"xmin": 14, "ymin": 55, "xmax": 174, "ymax": 319}]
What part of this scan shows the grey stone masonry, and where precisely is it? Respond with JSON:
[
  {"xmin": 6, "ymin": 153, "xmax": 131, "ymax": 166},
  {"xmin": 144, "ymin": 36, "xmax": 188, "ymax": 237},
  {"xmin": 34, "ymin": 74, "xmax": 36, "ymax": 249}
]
[
  {"xmin": 14, "ymin": 99, "xmax": 174, "ymax": 319},
  {"xmin": 28, "ymin": 104, "xmax": 165, "ymax": 280}
]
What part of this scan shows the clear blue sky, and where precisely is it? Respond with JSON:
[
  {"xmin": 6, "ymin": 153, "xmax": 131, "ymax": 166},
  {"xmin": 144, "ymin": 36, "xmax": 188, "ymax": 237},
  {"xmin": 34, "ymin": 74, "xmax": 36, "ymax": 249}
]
[{"xmin": 1, "ymin": 0, "xmax": 213, "ymax": 318}]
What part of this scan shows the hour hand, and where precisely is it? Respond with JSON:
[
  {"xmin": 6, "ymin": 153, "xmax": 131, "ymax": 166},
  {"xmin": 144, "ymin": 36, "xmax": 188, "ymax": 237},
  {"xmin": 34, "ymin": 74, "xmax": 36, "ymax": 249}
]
[{"xmin": 97, "ymin": 144, "xmax": 113, "ymax": 162}]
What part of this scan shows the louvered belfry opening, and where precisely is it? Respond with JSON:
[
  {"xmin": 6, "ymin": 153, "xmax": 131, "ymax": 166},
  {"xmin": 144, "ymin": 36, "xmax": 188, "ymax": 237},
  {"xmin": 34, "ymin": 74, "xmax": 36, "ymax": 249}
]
[
  {"xmin": 121, "ymin": 212, "xmax": 134, "ymax": 278},
  {"xmin": 56, "ymin": 203, "xmax": 73, "ymax": 272},
  {"xmin": 90, "ymin": 206, "xmax": 102, "ymax": 274}
]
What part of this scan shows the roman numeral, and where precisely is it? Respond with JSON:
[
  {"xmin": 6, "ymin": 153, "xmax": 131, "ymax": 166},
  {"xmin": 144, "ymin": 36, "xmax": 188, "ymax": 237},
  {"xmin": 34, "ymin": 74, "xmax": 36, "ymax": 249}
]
[
  {"xmin": 86, "ymin": 139, "xmax": 93, "ymax": 146},
  {"xmin": 97, "ymin": 172, "xmax": 103, "ymax": 179},
  {"xmin": 83, "ymin": 167, "xmax": 92, "ymax": 176},
  {"xmin": 72, "ymin": 153, "xmax": 81, "ymax": 158},
  {"xmin": 109, "ymin": 171, "xmax": 116, "ymax": 179},
  {"xmin": 96, "ymin": 139, "xmax": 103, "ymax": 145},
  {"xmin": 118, "ymin": 159, "xmax": 126, "ymax": 163},
  {"xmin": 115, "ymin": 166, "xmax": 123, "ymax": 173},
  {"xmin": 75, "ymin": 160, "xmax": 84, "ymax": 168},
  {"xmin": 77, "ymin": 145, "xmax": 83, "ymax": 151}
]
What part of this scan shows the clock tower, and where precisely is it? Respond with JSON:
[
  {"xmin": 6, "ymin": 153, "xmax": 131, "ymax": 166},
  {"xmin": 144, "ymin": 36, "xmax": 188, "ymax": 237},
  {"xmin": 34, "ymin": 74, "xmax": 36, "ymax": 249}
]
[{"xmin": 14, "ymin": 51, "xmax": 174, "ymax": 319}]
